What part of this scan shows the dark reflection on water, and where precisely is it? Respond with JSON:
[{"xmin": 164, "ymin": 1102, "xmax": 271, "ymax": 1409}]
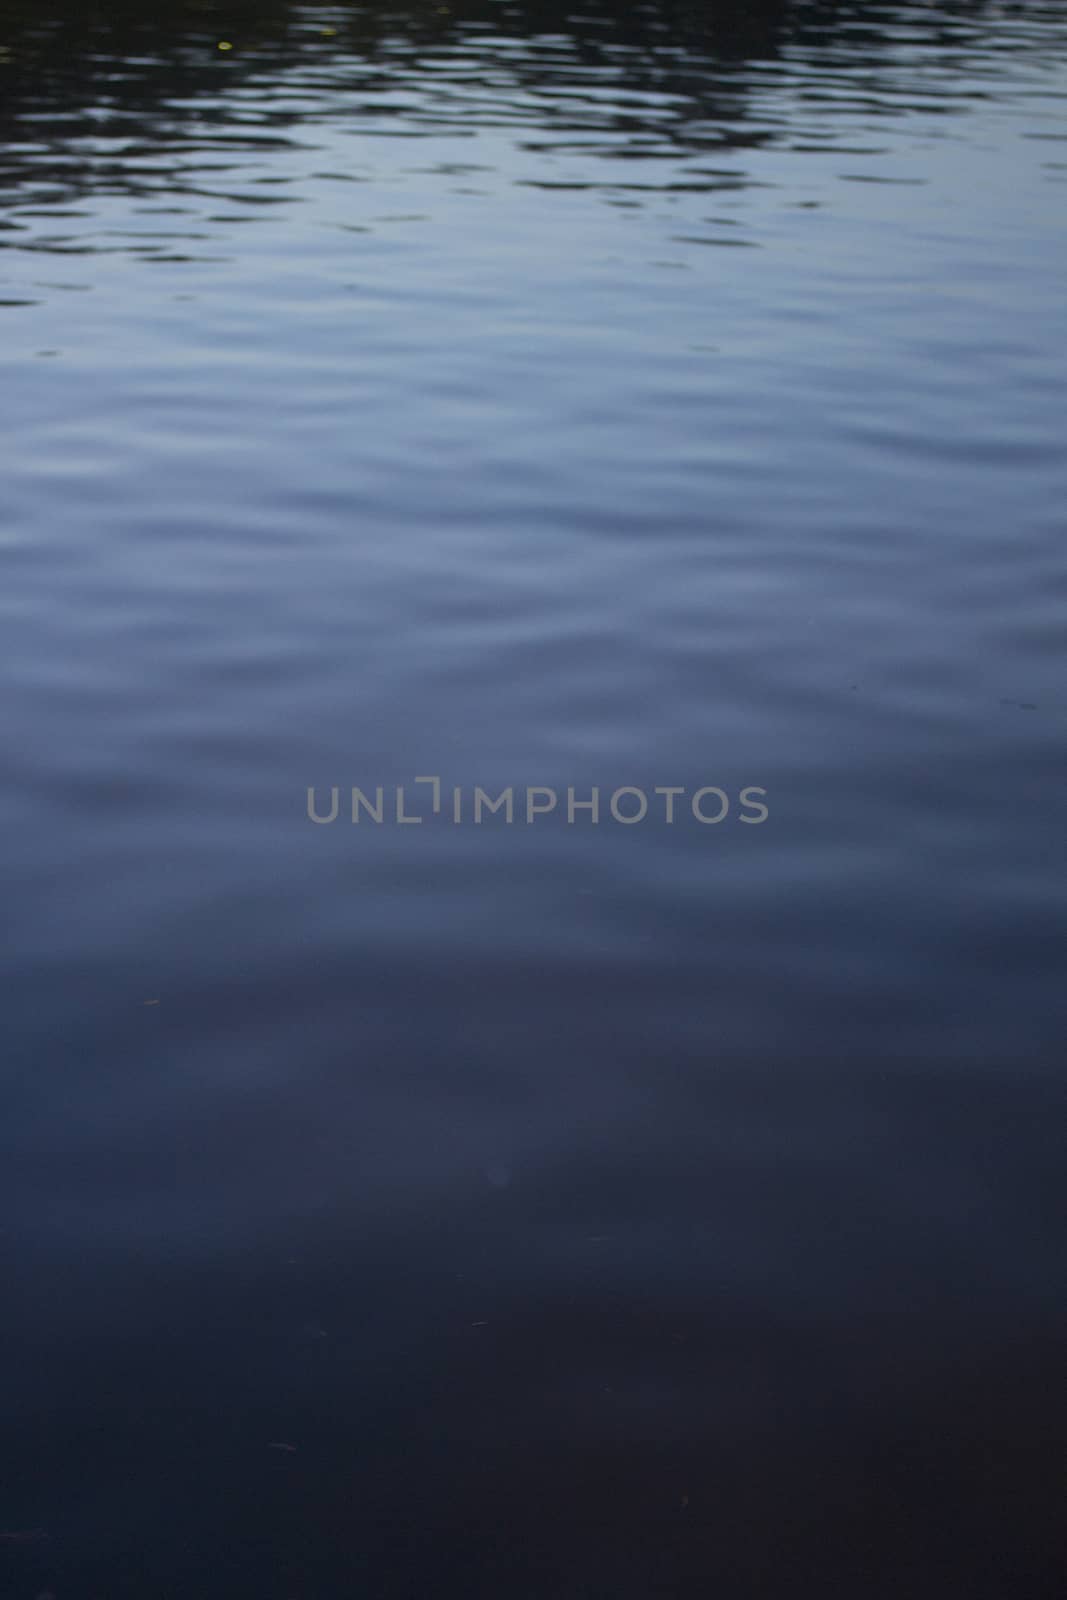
[{"xmin": 2, "ymin": 1, "xmax": 1066, "ymax": 1595}]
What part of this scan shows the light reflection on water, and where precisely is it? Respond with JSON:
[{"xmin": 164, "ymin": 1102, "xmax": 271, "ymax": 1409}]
[{"xmin": 1, "ymin": 2, "xmax": 1066, "ymax": 1596}]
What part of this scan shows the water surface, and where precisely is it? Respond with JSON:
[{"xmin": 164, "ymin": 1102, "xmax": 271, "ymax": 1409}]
[{"xmin": 2, "ymin": 2, "xmax": 1066, "ymax": 1595}]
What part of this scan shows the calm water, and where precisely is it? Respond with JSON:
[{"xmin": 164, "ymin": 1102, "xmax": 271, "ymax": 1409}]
[{"xmin": 2, "ymin": 1, "xmax": 1066, "ymax": 1594}]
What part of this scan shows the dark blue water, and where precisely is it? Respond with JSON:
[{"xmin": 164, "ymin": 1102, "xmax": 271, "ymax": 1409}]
[{"xmin": 2, "ymin": 2, "xmax": 1066, "ymax": 1594}]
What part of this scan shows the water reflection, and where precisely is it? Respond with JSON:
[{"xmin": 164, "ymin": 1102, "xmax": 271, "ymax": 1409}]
[
  {"xmin": 1, "ymin": 0, "xmax": 1065, "ymax": 271},
  {"xmin": 2, "ymin": 3, "xmax": 1066, "ymax": 1597}
]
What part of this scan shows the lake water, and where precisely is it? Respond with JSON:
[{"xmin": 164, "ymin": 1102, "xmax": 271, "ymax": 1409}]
[{"xmin": 2, "ymin": 2, "xmax": 1066, "ymax": 1595}]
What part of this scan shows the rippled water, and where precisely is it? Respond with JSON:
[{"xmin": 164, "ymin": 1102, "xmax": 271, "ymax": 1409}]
[{"xmin": 2, "ymin": 2, "xmax": 1066, "ymax": 1594}]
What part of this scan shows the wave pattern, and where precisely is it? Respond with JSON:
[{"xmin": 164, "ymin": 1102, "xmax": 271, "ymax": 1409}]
[{"xmin": 1, "ymin": 3, "xmax": 1066, "ymax": 1596}]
